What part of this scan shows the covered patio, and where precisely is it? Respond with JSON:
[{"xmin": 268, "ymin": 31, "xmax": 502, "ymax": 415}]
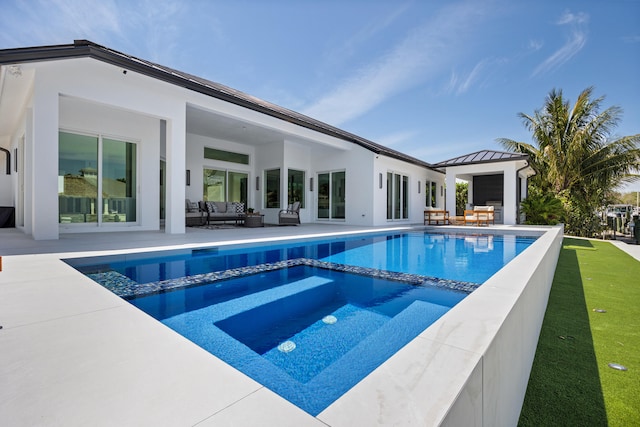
[{"xmin": 434, "ymin": 150, "xmax": 535, "ymax": 225}]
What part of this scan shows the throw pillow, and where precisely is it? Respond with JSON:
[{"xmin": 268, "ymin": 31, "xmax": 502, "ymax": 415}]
[{"xmin": 234, "ymin": 202, "xmax": 245, "ymax": 213}]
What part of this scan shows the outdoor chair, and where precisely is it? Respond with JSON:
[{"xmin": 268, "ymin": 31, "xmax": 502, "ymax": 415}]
[
  {"xmin": 424, "ymin": 207, "xmax": 450, "ymax": 225},
  {"xmin": 185, "ymin": 199, "xmax": 206, "ymax": 226},
  {"xmin": 279, "ymin": 201, "xmax": 301, "ymax": 225}
]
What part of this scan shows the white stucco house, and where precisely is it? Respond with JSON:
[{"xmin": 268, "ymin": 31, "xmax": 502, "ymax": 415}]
[{"xmin": 0, "ymin": 40, "xmax": 448, "ymax": 240}]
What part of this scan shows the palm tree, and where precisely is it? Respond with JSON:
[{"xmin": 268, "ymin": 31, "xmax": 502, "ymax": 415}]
[{"xmin": 498, "ymin": 87, "xmax": 640, "ymax": 236}]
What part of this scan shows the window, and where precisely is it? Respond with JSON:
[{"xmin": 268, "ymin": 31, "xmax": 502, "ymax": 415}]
[
  {"xmin": 203, "ymin": 169, "xmax": 226, "ymax": 201},
  {"xmin": 204, "ymin": 147, "xmax": 249, "ymax": 165},
  {"xmin": 287, "ymin": 169, "xmax": 305, "ymax": 208},
  {"xmin": 228, "ymin": 171, "xmax": 248, "ymax": 203},
  {"xmin": 431, "ymin": 181, "xmax": 437, "ymax": 208},
  {"xmin": 265, "ymin": 168, "xmax": 280, "ymax": 208},
  {"xmin": 387, "ymin": 172, "xmax": 408, "ymax": 220},
  {"xmin": 58, "ymin": 131, "xmax": 137, "ymax": 224},
  {"xmin": 103, "ymin": 138, "xmax": 137, "ymax": 221},
  {"xmin": 425, "ymin": 181, "xmax": 437, "ymax": 208},
  {"xmin": 203, "ymin": 168, "xmax": 248, "ymax": 204},
  {"xmin": 403, "ymin": 175, "xmax": 409, "ymax": 218}
]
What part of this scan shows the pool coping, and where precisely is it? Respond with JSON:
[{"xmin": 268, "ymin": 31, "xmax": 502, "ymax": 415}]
[{"xmin": 0, "ymin": 224, "xmax": 562, "ymax": 426}]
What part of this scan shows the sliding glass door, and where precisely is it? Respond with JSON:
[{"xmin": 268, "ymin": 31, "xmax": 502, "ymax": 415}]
[
  {"xmin": 58, "ymin": 131, "xmax": 137, "ymax": 224},
  {"xmin": 203, "ymin": 168, "xmax": 248, "ymax": 204},
  {"xmin": 387, "ymin": 172, "xmax": 409, "ymax": 220},
  {"xmin": 317, "ymin": 171, "xmax": 345, "ymax": 220}
]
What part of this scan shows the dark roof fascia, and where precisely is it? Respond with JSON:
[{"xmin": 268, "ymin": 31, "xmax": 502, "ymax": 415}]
[{"xmin": 0, "ymin": 40, "xmax": 437, "ymax": 170}]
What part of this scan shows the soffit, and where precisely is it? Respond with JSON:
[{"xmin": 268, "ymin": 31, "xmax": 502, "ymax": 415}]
[{"xmin": 0, "ymin": 65, "xmax": 34, "ymax": 141}]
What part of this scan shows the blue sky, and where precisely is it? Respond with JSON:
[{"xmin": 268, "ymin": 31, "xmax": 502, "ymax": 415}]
[{"xmin": 2, "ymin": 0, "xmax": 639, "ymax": 191}]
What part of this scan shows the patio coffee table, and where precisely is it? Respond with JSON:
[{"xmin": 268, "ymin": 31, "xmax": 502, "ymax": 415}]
[{"xmin": 244, "ymin": 214, "xmax": 264, "ymax": 228}]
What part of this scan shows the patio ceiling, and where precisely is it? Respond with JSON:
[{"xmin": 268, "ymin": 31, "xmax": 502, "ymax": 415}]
[{"xmin": 186, "ymin": 104, "xmax": 319, "ymax": 148}]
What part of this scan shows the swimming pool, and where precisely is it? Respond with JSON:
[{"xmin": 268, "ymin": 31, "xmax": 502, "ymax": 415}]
[{"xmin": 71, "ymin": 230, "xmax": 536, "ymax": 415}]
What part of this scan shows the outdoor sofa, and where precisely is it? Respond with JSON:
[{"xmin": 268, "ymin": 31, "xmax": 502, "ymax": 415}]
[
  {"xmin": 200, "ymin": 201, "xmax": 246, "ymax": 225},
  {"xmin": 463, "ymin": 205, "xmax": 495, "ymax": 226}
]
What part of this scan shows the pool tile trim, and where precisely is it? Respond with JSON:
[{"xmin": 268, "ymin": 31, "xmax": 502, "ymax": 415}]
[{"xmin": 86, "ymin": 257, "xmax": 479, "ymax": 299}]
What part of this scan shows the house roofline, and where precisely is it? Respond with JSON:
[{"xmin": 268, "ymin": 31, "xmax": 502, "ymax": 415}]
[
  {"xmin": 436, "ymin": 156, "xmax": 529, "ymax": 168},
  {"xmin": 0, "ymin": 40, "xmax": 438, "ymax": 171},
  {"xmin": 433, "ymin": 150, "xmax": 529, "ymax": 169}
]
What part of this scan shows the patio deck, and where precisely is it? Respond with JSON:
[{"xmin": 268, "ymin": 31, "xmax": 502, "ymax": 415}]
[{"xmin": 1, "ymin": 224, "xmax": 564, "ymax": 426}]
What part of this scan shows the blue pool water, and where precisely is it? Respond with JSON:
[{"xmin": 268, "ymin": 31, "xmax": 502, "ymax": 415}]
[{"xmin": 71, "ymin": 230, "xmax": 537, "ymax": 415}]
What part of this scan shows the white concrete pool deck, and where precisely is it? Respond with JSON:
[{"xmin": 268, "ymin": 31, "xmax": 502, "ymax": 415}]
[{"xmin": 0, "ymin": 224, "xmax": 567, "ymax": 426}]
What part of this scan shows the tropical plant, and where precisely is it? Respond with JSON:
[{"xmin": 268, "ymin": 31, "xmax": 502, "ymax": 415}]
[
  {"xmin": 455, "ymin": 181, "xmax": 468, "ymax": 216},
  {"xmin": 498, "ymin": 87, "xmax": 640, "ymax": 236},
  {"xmin": 519, "ymin": 187, "xmax": 564, "ymax": 225}
]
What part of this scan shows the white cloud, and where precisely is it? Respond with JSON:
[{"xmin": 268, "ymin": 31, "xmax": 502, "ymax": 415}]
[
  {"xmin": 443, "ymin": 57, "xmax": 503, "ymax": 95},
  {"xmin": 528, "ymin": 39, "xmax": 543, "ymax": 51},
  {"xmin": 121, "ymin": 0, "xmax": 186, "ymax": 63},
  {"xmin": 456, "ymin": 60, "xmax": 488, "ymax": 94},
  {"xmin": 444, "ymin": 71, "xmax": 460, "ymax": 95},
  {"xmin": 301, "ymin": 1, "xmax": 487, "ymax": 126},
  {"xmin": 331, "ymin": 2, "xmax": 411, "ymax": 64},
  {"xmin": 622, "ymin": 35, "xmax": 640, "ymax": 44},
  {"xmin": 0, "ymin": 0, "xmax": 122, "ymax": 47},
  {"xmin": 532, "ymin": 10, "xmax": 588, "ymax": 77},
  {"xmin": 377, "ymin": 130, "xmax": 420, "ymax": 149},
  {"xmin": 556, "ymin": 10, "xmax": 589, "ymax": 25},
  {"xmin": 0, "ymin": 0, "xmax": 186, "ymax": 65}
]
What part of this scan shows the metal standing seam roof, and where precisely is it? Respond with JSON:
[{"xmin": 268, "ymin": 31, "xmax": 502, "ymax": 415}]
[
  {"xmin": 0, "ymin": 40, "xmax": 439, "ymax": 171},
  {"xmin": 433, "ymin": 150, "xmax": 528, "ymax": 168}
]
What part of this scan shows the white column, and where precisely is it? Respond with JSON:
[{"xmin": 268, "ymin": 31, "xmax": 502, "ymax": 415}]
[
  {"xmin": 164, "ymin": 108, "xmax": 186, "ymax": 234},
  {"xmin": 520, "ymin": 174, "xmax": 529, "ymax": 200},
  {"xmin": 23, "ymin": 108, "xmax": 34, "ymax": 236},
  {"xmin": 31, "ymin": 79, "xmax": 59, "ymax": 240},
  {"xmin": 503, "ymin": 164, "xmax": 517, "ymax": 225},
  {"xmin": 519, "ymin": 174, "xmax": 529, "ymax": 224},
  {"xmin": 445, "ymin": 170, "xmax": 457, "ymax": 216}
]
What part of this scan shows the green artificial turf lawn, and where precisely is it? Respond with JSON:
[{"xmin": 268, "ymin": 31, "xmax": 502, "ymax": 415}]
[{"xmin": 519, "ymin": 238, "xmax": 640, "ymax": 426}]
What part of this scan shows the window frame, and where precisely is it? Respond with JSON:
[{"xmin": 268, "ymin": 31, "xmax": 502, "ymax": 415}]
[
  {"xmin": 387, "ymin": 171, "xmax": 409, "ymax": 220},
  {"xmin": 264, "ymin": 168, "xmax": 281, "ymax": 209},
  {"xmin": 58, "ymin": 129, "xmax": 139, "ymax": 226},
  {"xmin": 203, "ymin": 167, "xmax": 248, "ymax": 204},
  {"xmin": 203, "ymin": 146, "xmax": 249, "ymax": 165},
  {"xmin": 287, "ymin": 168, "xmax": 305, "ymax": 208}
]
